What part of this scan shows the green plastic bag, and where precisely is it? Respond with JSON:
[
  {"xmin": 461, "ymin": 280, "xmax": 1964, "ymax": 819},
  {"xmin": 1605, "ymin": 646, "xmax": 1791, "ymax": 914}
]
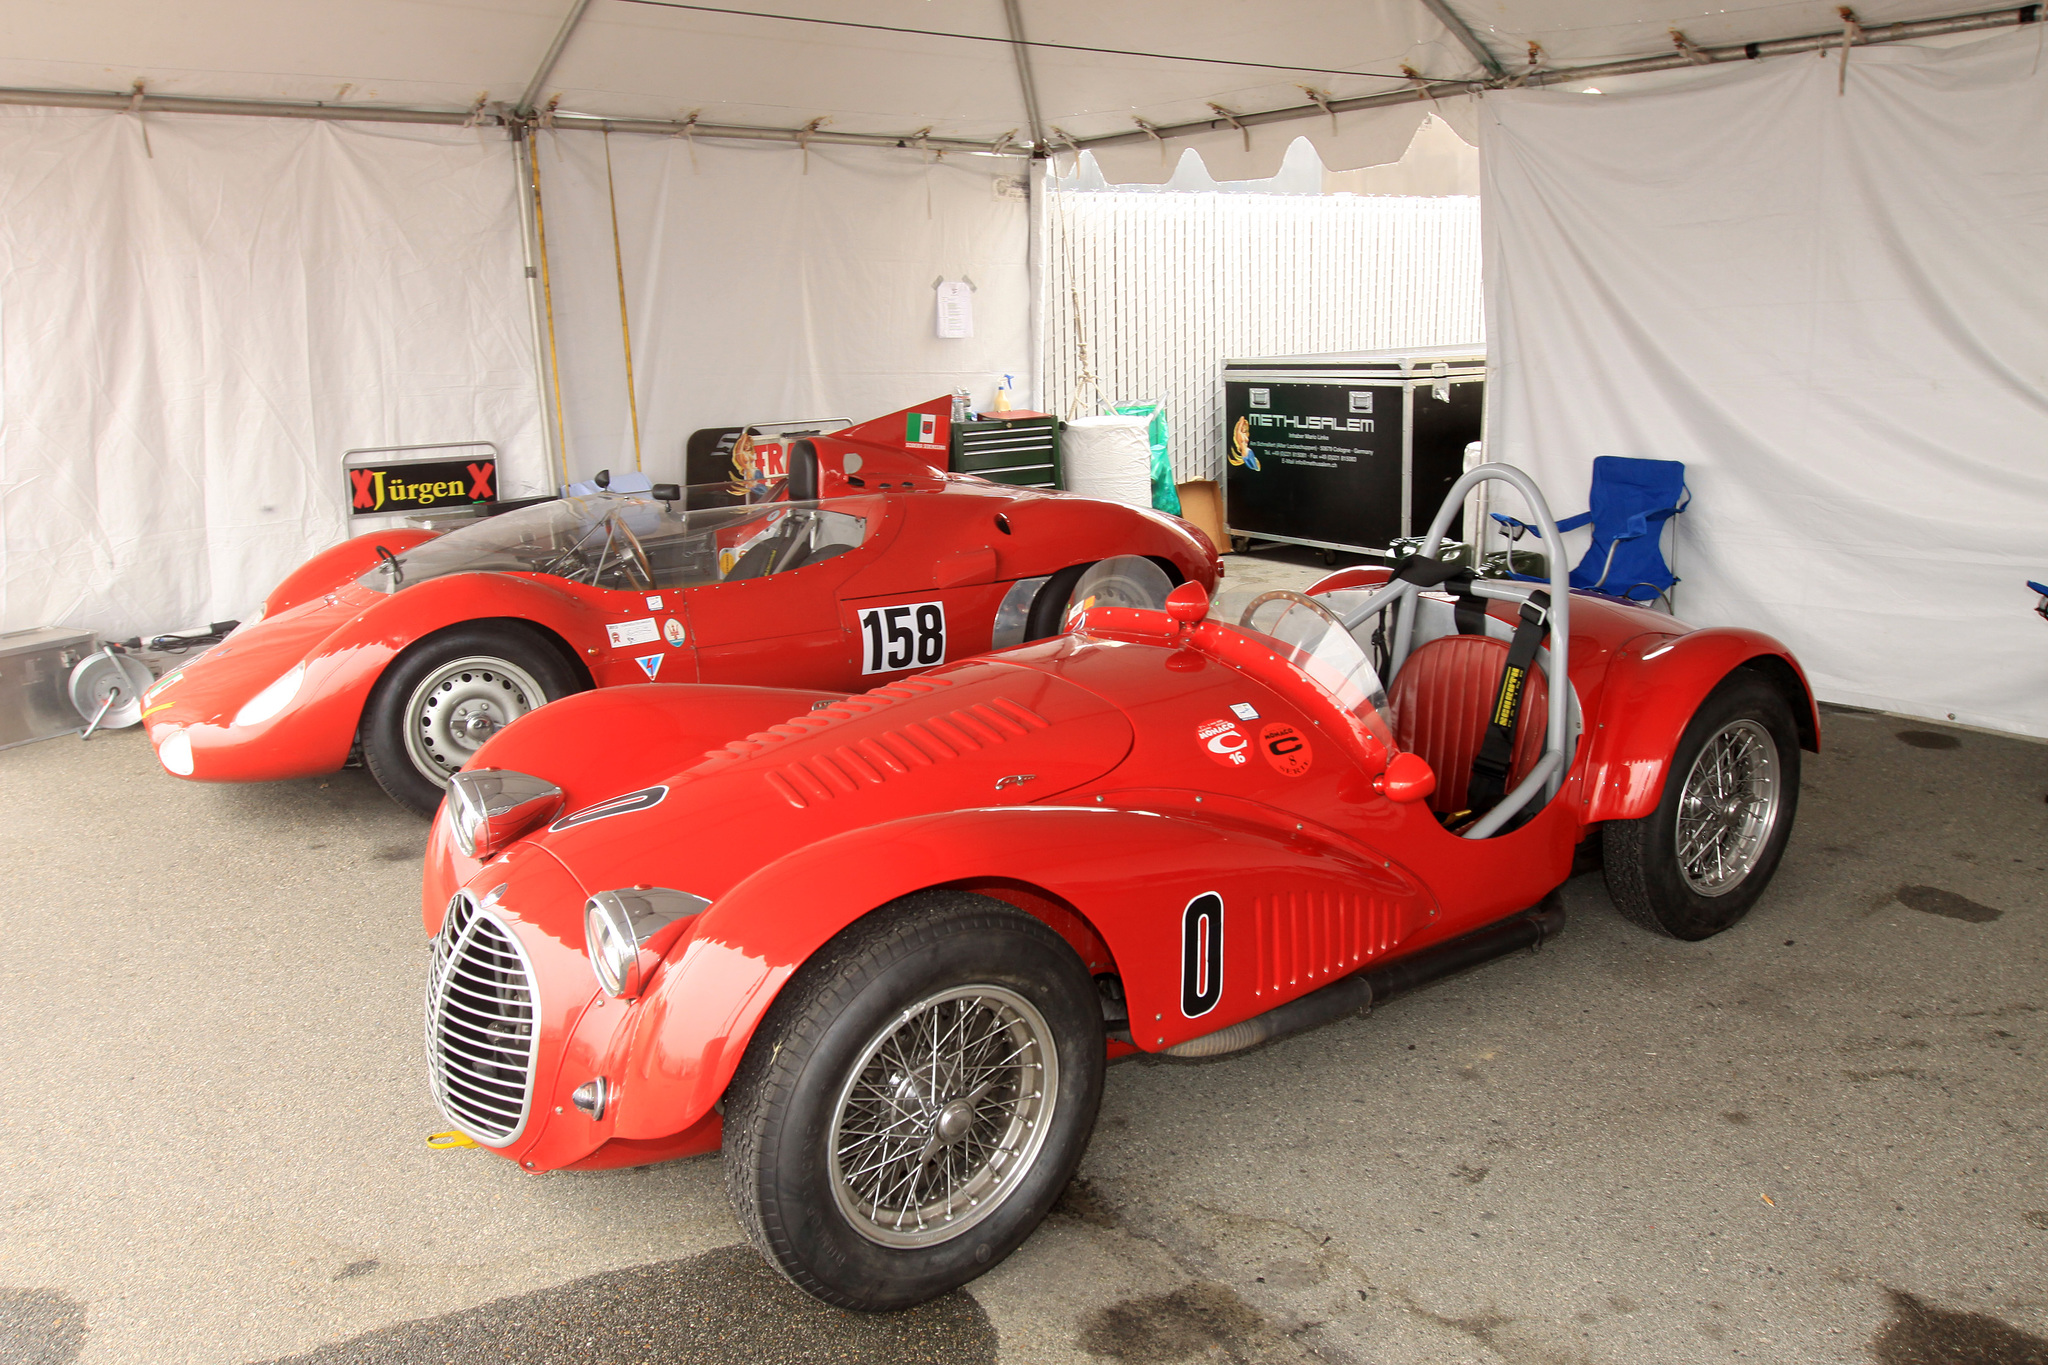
[{"xmin": 1110, "ymin": 399, "xmax": 1181, "ymax": 517}]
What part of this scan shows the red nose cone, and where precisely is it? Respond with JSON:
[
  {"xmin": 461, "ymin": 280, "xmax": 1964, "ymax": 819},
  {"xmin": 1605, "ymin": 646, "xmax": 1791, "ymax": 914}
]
[
  {"xmin": 1164, "ymin": 581, "xmax": 1209, "ymax": 625},
  {"xmin": 1375, "ymin": 751, "xmax": 1437, "ymax": 804}
]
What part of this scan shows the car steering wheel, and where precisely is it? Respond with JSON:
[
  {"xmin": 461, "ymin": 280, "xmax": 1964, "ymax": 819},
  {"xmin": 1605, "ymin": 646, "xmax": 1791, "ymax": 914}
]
[
  {"xmin": 608, "ymin": 511, "xmax": 656, "ymax": 590},
  {"xmin": 1238, "ymin": 589, "xmax": 1346, "ymax": 632}
]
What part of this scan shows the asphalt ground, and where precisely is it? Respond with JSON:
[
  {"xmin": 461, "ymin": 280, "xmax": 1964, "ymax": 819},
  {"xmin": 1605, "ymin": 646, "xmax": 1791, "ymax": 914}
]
[{"xmin": 3, "ymin": 552, "xmax": 2045, "ymax": 1365}]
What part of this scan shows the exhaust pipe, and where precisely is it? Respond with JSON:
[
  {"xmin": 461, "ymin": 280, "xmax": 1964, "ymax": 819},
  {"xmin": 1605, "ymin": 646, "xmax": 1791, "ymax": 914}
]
[{"xmin": 1164, "ymin": 893, "xmax": 1566, "ymax": 1059}]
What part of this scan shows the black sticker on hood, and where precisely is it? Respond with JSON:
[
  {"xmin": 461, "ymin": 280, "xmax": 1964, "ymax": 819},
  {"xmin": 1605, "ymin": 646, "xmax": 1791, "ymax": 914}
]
[{"xmin": 549, "ymin": 785, "xmax": 668, "ymax": 832}]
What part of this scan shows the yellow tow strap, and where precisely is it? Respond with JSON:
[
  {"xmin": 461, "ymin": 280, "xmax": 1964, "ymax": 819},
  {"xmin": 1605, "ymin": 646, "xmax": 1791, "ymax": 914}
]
[{"xmin": 426, "ymin": 1130, "xmax": 477, "ymax": 1150}]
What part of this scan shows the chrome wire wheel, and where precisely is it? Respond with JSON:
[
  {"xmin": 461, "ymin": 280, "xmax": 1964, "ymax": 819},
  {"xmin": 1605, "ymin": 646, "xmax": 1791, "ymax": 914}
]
[
  {"xmin": 827, "ymin": 984, "xmax": 1059, "ymax": 1249},
  {"xmin": 1675, "ymin": 718, "xmax": 1782, "ymax": 896},
  {"xmin": 401, "ymin": 655, "xmax": 548, "ymax": 786}
]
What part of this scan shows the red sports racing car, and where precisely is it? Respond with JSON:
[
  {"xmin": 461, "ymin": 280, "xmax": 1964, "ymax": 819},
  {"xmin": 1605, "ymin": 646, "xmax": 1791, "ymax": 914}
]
[
  {"xmin": 141, "ymin": 400, "xmax": 1218, "ymax": 814},
  {"xmin": 418, "ymin": 464, "xmax": 1816, "ymax": 1310}
]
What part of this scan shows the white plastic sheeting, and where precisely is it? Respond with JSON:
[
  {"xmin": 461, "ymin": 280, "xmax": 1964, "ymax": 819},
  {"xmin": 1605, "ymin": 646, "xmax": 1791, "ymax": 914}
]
[
  {"xmin": 1062, "ymin": 415, "xmax": 1154, "ymax": 507},
  {"xmin": 1480, "ymin": 29, "xmax": 2048, "ymax": 737},
  {"xmin": 0, "ymin": 108, "xmax": 542, "ymax": 637},
  {"xmin": 531, "ymin": 132, "xmax": 1030, "ymax": 486}
]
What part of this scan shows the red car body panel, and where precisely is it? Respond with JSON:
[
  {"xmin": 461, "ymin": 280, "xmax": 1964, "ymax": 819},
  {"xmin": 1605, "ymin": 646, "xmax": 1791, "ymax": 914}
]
[
  {"xmin": 141, "ymin": 402, "xmax": 1219, "ymax": 785},
  {"xmin": 419, "ymin": 585, "xmax": 1816, "ymax": 1176}
]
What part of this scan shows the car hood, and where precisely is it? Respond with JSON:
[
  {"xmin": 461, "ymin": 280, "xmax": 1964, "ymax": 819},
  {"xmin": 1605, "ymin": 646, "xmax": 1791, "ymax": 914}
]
[
  {"xmin": 143, "ymin": 587, "xmax": 378, "ymax": 728},
  {"xmin": 499, "ymin": 654, "xmax": 1134, "ymax": 932}
]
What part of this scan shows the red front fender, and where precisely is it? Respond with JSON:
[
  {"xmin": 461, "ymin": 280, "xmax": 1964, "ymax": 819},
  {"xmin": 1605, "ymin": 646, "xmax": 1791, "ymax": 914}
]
[
  {"xmin": 605, "ymin": 804, "xmax": 1430, "ymax": 1144},
  {"xmin": 1579, "ymin": 628, "xmax": 1818, "ymax": 823}
]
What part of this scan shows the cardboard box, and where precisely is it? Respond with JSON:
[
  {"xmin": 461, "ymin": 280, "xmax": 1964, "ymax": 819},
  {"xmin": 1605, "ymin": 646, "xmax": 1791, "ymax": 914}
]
[{"xmin": 1175, "ymin": 479, "xmax": 1226, "ymax": 550}]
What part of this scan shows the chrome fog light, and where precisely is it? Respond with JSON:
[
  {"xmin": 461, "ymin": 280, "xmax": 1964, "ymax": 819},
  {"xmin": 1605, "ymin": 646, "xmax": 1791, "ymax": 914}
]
[
  {"xmin": 584, "ymin": 887, "xmax": 710, "ymax": 998},
  {"xmin": 445, "ymin": 769, "xmax": 564, "ymax": 858},
  {"xmin": 571, "ymin": 1077, "xmax": 610, "ymax": 1119}
]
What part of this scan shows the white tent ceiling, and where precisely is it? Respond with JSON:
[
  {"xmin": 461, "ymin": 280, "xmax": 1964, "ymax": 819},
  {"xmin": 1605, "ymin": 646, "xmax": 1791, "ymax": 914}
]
[{"xmin": 0, "ymin": 0, "xmax": 2017, "ymax": 152}]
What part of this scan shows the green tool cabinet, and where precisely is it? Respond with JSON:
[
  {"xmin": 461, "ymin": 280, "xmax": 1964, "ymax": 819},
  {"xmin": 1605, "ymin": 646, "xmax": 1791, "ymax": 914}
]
[{"xmin": 949, "ymin": 415, "xmax": 1061, "ymax": 489}]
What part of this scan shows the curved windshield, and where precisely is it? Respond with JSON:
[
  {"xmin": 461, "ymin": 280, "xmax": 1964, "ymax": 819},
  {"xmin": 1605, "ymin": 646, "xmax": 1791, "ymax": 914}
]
[
  {"xmin": 358, "ymin": 492, "xmax": 870, "ymax": 594},
  {"xmin": 1206, "ymin": 589, "xmax": 1397, "ymax": 752}
]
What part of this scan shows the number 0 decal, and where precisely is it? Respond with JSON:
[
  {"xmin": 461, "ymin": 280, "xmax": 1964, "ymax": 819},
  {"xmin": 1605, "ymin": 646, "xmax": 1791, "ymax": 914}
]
[
  {"xmin": 1181, "ymin": 892, "xmax": 1224, "ymax": 1018},
  {"xmin": 858, "ymin": 601, "xmax": 947, "ymax": 674}
]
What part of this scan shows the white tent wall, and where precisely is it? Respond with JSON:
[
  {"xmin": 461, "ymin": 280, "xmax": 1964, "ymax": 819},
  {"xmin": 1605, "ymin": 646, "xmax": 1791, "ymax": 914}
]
[
  {"xmin": 0, "ymin": 108, "xmax": 544, "ymax": 638},
  {"xmin": 1479, "ymin": 29, "xmax": 2048, "ymax": 738},
  {"xmin": 532, "ymin": 132, "xmax": 1033, "ymax": 484}
]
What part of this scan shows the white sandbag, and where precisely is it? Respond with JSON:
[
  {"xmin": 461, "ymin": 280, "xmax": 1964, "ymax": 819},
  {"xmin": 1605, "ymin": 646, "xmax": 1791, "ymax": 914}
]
[{"xmin": 1063, "ymin": 415, "xmax": 1153, "ymax": 508}]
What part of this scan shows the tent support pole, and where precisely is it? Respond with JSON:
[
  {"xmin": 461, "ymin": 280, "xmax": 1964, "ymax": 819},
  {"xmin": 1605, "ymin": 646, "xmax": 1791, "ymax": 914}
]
[
  {"xmin": 1415, "ymin": 0, "xmax": 1507, "ymax": 77},
  {"xmin": 512, "ymin": 127, "xmax": 564, "ymax": 494},
  {"xmin": 519, "ymin": 0, "xmax": 595, "ymax": 116}
]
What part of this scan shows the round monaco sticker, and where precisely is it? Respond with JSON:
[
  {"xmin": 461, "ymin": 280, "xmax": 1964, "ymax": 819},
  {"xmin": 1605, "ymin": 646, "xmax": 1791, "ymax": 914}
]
[
  {"xmin": 1261, "ymin": 722, "xmax": 1313, "ymax": 776},
  {"xmin": 1196, "ymin": 717, "xmax": 1250, "ymax": 767}
]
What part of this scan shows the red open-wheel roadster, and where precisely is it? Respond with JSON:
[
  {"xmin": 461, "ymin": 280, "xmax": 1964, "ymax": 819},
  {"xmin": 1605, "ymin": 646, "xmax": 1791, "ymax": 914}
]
[{"xmin": 419, "ymin": 465, "xmax": 1816, "ymax": 1309}]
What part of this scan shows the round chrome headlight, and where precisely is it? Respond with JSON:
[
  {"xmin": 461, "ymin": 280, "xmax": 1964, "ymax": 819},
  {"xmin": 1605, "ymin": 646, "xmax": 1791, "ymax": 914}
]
[
  {"xmin": 583, "ymin": 887, "xmax": 711, "ymax": 998},
  {"xmin": 444, "ymin": 769, "xmax": 563, "ymax": 859}
]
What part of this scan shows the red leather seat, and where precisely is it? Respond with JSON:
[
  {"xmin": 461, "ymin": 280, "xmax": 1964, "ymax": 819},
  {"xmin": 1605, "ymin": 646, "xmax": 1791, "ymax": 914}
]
[{"xmin": 1387, "ymin": 635, "xmax": 1549, "ymax": 816}]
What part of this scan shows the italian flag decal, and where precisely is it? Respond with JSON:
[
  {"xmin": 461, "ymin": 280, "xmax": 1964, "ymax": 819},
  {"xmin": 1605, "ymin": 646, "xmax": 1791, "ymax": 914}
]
[{"xmin": 907, "ymin": 411, "xmax": 938, "ymax": 445}]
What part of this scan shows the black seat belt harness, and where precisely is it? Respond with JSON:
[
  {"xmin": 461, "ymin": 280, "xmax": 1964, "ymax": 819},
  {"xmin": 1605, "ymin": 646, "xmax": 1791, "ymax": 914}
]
[
  {"xmin": 1466, "ymin": 590, "xmax": 1551, "ymax": 816},
  {"xmin": 1389, "ymin": 555, "xmax": 1488, "ymax": 637}
]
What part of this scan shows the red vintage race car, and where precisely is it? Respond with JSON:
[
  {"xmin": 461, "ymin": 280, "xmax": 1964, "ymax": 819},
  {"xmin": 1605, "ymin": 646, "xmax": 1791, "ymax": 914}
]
[
  {"xmin": 418, "ymin": 465, "xmax": 1816, "ymax": 1310},
  {"xmin": 140, "ymin": 400, "xmax": 1218, "ymax": 814}
]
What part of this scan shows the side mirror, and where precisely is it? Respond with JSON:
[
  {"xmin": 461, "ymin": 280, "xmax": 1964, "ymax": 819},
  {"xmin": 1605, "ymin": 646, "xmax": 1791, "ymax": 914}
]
[
  {"xmin": 1164, "ymin": 581, "xmax": 1209, "ymax": 626},
  {"xmin": 1374, "ymin": 751, "xmax": 1437, "ymax": 804}
]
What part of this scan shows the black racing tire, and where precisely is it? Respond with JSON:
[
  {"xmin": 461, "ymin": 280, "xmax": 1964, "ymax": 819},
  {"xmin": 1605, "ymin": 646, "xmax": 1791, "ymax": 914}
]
[
  {"xmin": 360, "ymin": 622, "xmax": 583, "ymax": 817},
  {"xmin": 1022, "ymin": 562, "xmax": 1093, "ymax": 641},
  {"xmin": 1603, "ymin": 670, "xmax": 1801, "ymax": 940},
  {"xmin": 722, "ymin": 891, "xmax": 1105, "ymax": 1311}
]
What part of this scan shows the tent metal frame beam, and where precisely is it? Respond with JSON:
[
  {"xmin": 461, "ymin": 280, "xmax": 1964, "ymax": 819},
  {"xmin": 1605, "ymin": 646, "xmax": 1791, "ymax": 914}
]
[
  {"xmin": 1415, "ymin": 0, "xmax": 1506, "ymax": 78},
  {"xmin": 0, "ymin": 0, "xmax": 2034, "ymax": 157},
  {"xmin": 1002, "ymin": 0, "xmax": 1050, "ymax": 151},
  {"xmin": 1068, "ymin": 0, "xmax": 2041, "ymax": 151},
  {"xmin": 0, "ymin": 86, "xmax": 1025, "ymax": 154},
  {"xmin": 519, "ymin": 0, "xmax": 595, "ymax": 115}
]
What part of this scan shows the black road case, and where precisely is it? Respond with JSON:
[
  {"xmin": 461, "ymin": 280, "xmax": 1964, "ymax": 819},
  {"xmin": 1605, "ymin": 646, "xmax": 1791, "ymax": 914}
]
[{"xmin": 1222, "ymin": 345, "xmax": 1484, "ymax": 557}]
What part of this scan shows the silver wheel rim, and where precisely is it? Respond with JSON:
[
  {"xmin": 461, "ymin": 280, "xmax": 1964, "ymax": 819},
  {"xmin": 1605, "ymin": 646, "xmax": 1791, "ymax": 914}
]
[
  {"xmin": 1676, "ymin": 718, "xmax": 1781, "ymax": 897},
  {"xmin": 828, "ymin": 984, "xmax": 1059, "ymax": 1249},
  {"xmin": 401, "ymin": 655, "xmax": 548, "ymax": 787}
]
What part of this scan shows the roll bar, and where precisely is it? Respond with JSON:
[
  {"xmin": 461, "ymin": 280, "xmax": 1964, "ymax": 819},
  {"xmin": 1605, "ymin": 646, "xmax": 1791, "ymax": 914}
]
[{"xmin": 1339, "ymin": 463, "xmax": 1572, "ymax": 839}]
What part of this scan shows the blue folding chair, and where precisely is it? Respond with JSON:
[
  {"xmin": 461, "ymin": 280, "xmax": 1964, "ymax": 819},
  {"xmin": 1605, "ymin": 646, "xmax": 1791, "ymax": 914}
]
[
  {"xmin": 2029, "ymin": 579, "xmax": 2047, "ymax": 622},
  {"xmin": 1495, "ymin": 456, "xmax": 1691, "ymax": 607}
]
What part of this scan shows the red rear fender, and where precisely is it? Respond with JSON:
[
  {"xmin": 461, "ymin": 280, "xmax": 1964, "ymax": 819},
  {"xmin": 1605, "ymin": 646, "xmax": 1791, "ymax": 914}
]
[
  {"xmin": 265, "ymin": 529, "xmax": 438, "ymax": 617},
  {"xmin": 609, "ymin": 805, "xmax": 1432, "ymax": 1141},
  {"xmin": 1581, "ymin": 629, "xmax": 1818, "ymax": 822}
]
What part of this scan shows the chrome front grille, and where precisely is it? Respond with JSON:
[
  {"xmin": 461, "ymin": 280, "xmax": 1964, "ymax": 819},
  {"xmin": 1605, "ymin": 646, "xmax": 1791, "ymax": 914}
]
[{"xmin": 425, "ymin": 891, "xmax": 540, "ymax": 1146}]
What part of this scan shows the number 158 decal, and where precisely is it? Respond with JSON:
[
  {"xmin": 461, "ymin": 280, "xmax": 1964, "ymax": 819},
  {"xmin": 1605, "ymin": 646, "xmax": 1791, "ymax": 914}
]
[{"xmin": 858, "ymin": 601, "xmax": 947, "ymax": 674}]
